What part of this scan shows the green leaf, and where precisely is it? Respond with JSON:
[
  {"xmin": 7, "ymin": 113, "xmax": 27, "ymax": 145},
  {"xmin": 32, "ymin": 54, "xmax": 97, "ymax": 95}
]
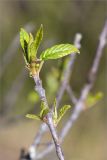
[
  {"xmin": 35, "ymin": 24, "xmax": 43, "ymax": 53},
  {"xmin": 28, "ymin": 33, "xmax": 34, "ymax": 62},
  {"xmin": 52, "ymin": 99, "xmax": 58, "ymax": 126},
  {"xmin": 20, "ymin": 28, "xmax": 29, "ymax": 63},
  {"xmin": 53, "ymin": 99, "xmax": 57, "ymax": 119},
  {"xmin": 26, "ymin": 114, "xmax": 41, "ymax": 120},
  {"xmin": 57, "ymin": 105, "xmax": 71, "ymax": 123},
  {"xmin": 41, "ymin": 108, "xmax": 50, "ymax": 118},
  {"xmin": 39, "ymin": 102, "xmax": 49, "ymax": 119},
  {"xmin": 28, "ymin": 42, "xmax": 37, "ymax": 62},
  {"xmin": 20, "ymin": 28, "xmax": 29, "ymax": 50},
  {"xmin": 40, "ymin": 108, "xmax": 49, "ymax": 119},
  {"xmin": 40, "ymin": 44, "xmax": 80, "ymax": 60}
]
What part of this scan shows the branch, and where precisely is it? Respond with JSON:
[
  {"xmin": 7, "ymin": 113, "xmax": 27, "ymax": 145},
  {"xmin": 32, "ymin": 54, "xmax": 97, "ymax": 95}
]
[
  {"xmin": 35, "ymin": 19, "xmax": 107, "ymax": 159},
  {"xmin": 32, "ymin": 74, "xmax": 64, "ymax": 160},
  {"xmin": 24, "ymin": 33, "xmax": 82, "ymax": 159},
  {"xmin": 60, "ymin": 20, "xmax": 107, "ymax": 140}
]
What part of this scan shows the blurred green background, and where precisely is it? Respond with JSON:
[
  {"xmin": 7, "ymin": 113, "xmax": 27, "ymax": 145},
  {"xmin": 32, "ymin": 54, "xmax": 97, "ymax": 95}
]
[{"xmin": 0, "ymin": 0, "xmax": 107, "ymax": 160}]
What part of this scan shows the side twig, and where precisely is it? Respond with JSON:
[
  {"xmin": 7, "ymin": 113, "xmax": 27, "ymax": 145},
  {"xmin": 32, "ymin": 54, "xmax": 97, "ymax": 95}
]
[{"xmin": 60, "ymin": 20, "xmax": 107, "ymax": 140}]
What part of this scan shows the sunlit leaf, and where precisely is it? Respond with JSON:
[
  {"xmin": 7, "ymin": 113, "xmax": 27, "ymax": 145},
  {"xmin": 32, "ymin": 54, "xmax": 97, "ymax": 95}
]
[
  {"xmin": 57, "ymin": 105, "xmax": 71, "ymax": 123},
  {"xmin": 20, "ymin": 28, "xmax": 29, "ymax": 50},
  {"xmin": 26, "ymin": 114, "xmax": 41, "ymax": 120},
  {"xmin": 39, "ymin": 102, "xmax": 49, "ymax": 119},
  {"xmin": 29, "ymin": 42, "xmax": 37, "ymax": 61},
  {"xmin": 52, "ymin": 99, "xmax": 58, "ymax": 126},
  {"xmin": 40, "ymin": 44, "xmax": 80, "ymax": 60},
  {"xmin": 20, "ymin": 28, "xmax": 29, "ymax": 63},
  {"xmin": 28, "ymin": 33, "xmax": 34, "ymax": 62},
  {"xmin": 35, "ymin": 24, "xmax": 43, "ymax": 52},
  {"xmin": 53, "ymin": 99, "xmax": 57, "ymax": 119}
]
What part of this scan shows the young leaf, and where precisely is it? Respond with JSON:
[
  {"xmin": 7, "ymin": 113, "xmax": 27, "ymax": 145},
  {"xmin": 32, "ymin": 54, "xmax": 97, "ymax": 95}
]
[
  {"xmin": 20, "ymin": 28, "xmax": 29, "ymax": 50},
  {"xmin": 29, "ymin": 41, "xmax": 37, "ymax": 61},
  {"xmin": 53, "ymin": 99, "xmax": 57, "ymax": 119},
  {"xmin": 26, "ymin": 114, "xmax": 41, "ymax": 120},
  {"xmin": 28, "ymin": 33, "xmax": 34, "ymax": 62},
  {"xmin": 40, "ymin": 102, "xmax": 49, "ymax": 119},
  {"xmin": 20, "ymin": 28, "xmax": 29, "ymax": 63},
  {"xmin": 40, "ymin": 44, "xmax": 80, "ymax": 60},
  {"xmin": 35, "ymin": 24, "xmax": 43, "ymax": 52},
  {"xmin": 41, "ymin": 108, "xmax": 50, "ymax": 119},
  {"xmin": 52, "ymin": 99, "xmax": 58, "ymax": 126},
  {"xmin": 57, "ymin": 105, "xmax": 71, "ymax": 123}
]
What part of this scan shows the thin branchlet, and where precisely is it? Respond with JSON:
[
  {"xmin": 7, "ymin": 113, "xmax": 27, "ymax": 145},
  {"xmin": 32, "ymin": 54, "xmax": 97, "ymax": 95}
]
[{"xmin": 33, "ymin": 74, "xmax": 64, "ymax": 160}]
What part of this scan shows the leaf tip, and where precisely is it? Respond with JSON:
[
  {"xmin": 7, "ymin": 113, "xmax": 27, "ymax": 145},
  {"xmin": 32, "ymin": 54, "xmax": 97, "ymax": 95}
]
[
  {"xmin": 40, "ymin": 24, "xmax": 43, "ymax": 29},
  {"xmin": 26, "ymin": 114, "xmax": 30, "ymax": 118},
  {"xmin": 77, "ymin": 50, "xmax": 80, "ymax": 54}
]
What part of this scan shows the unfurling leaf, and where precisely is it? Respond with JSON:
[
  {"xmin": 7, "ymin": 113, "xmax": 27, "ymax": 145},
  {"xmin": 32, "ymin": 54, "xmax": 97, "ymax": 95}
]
[
  {"xmin": 20, "ymin": 28, "xmax": 29, "ymax": 64},
  {"xmin": 57, "ymin": 105, "xmax": 71, "ymax": 123},
  {"xmin": 52, "ymin": 99, "xmax": 58, "ymax": 126},
  {"xmin": 53, "ymin": 99, "xmax": 57, "ymax": 119},
  {"xmin": 26, "ymin": 114, "xmax": 41, "ymax": 120},
  {"xmin": 40, "ymin": 44, "xmax": 80, "ymax": 60},
  {"xmin": 20, "ymin": 28, "xmax": 29, "ymax": 50},
  {"xmin": 35, "ymin": 24, "xmax": 43, "ymax": 52},
  {"xmin": 28, "ymin": 41, "xmax": 37, "ymax": 62},
  {"xmin": 40, "ymin": 108, "xmax": 49, "ymax": 119},
  {"xmin": 26, "ymin": 102, "xmax": 49, "ymax": 122},
  {"xmin": 27, "ymin": 33, "xmax": 34, "ymax": 62},
  {"xmin": 40, "ymin": 102, "xmax": 49, "ymax": 119}
]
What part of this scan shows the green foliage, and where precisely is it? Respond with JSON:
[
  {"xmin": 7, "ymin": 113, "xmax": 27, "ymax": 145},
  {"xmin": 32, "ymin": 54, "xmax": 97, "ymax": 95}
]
[
  {"xmin": 86, "ymin": 92, "xmax": 103, "ymax": 108},
  {"xmin": 35, "ymin": 24, "xmax": 43, "ymax": 53},
  {"xmin": 57, "ymin": 105, "xmax": 71, "ymax": 124},
  {"xmin": 26, "ymin": 114, "xmax": 41, "ymax": 120},
  {"xmin": 40, "ymin": 44, "xmax": 80, "ymax": 60},
  {"xmin": 52, "ymin": 99, "xmax": 71, "ymax": 126},
  {"xmin": 20, "ymin": 25, "xmax": 43, "ymax": 64},
  {"xmin": 20, "ymin": 25, "xmax": 80, "ymax": 76},
  {"xmin": 20, "ymin": 28, "xmax": 29, "ymax": 65},
  {"xmin": 27, "ymin": 33, "xmax": 35, "ymax": 62},
  {"xmin": 20, "ymin": 25, "xmax": 76, "ymax": 125},
  {"xmin": 26, "ymin": 102, "xmax": 50, "ymax": 121},
  {"xmin": 53, "ymin": 99, "xmax": 58, "ymax": 125},
  {"xmin": 26, "ymin": 98, "xmax": 71, "ymax": 126},
  {"xmin": 20, "ymin": 28, "xmax": 29, "ymax": 50},
  {"xmin": 39, "ymin": 102, "xmax": 49, "ymax": 118}
]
